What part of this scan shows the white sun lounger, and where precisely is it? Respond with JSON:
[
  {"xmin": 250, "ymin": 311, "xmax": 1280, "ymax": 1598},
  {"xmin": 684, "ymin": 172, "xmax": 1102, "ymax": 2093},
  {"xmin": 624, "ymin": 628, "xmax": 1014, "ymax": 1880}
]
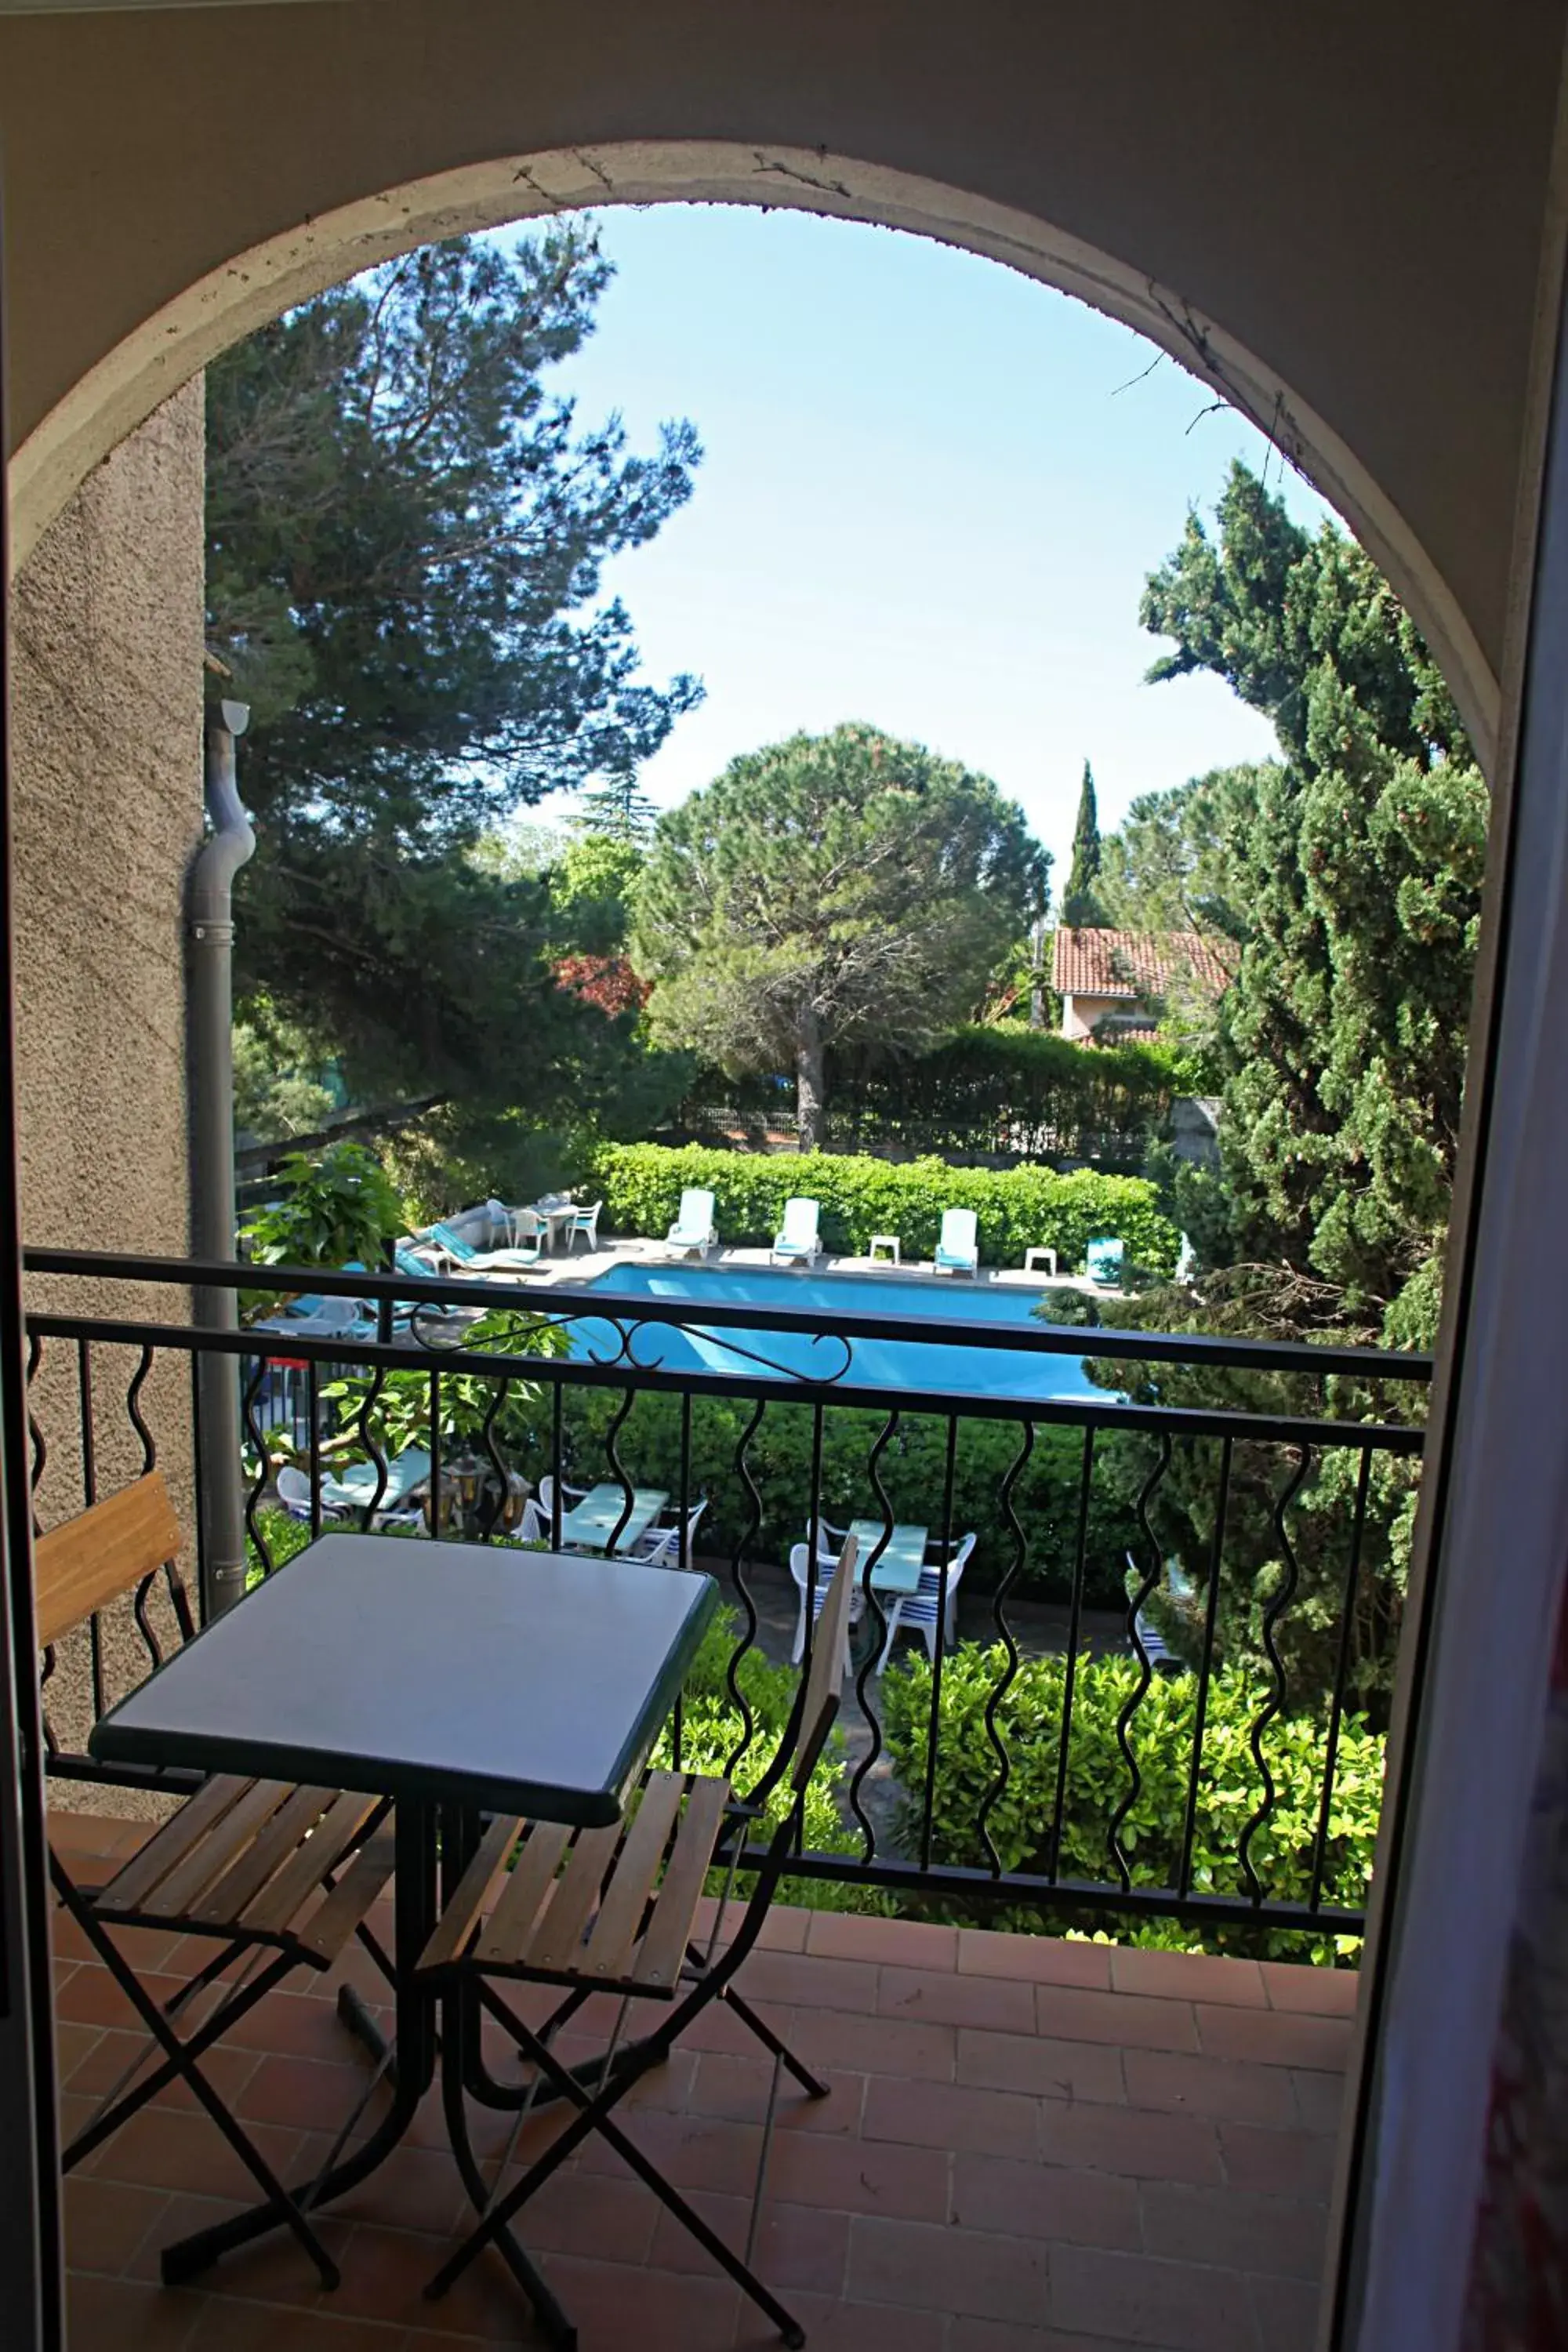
[
  {"xmin": 771, "ymin": 1196, "xmax": 822, "ymax": 1266},
  {"xmin": 666, "ymin": 1187, "xmax": 717, "ymax": 1259},
  {"xmin": 933, "ymin": 1207, "xmax": 979, "ymax": 1276}
]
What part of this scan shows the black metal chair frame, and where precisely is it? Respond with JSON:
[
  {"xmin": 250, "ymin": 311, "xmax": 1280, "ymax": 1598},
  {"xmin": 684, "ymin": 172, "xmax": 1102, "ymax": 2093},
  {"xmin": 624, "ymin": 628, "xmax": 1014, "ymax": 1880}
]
[{"xmin": 418, "ymin": 1548, "xmax": 858, "ymax": 2349}]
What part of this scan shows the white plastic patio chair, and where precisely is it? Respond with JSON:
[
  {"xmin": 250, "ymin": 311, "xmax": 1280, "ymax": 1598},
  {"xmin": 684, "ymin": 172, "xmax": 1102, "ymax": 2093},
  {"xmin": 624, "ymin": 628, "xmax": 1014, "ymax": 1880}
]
[
  {"xmin": 933, "ymin": 1207, "xmax": 979, "ymax": 1276},
  {"xmin": 275, "ymin": 1464, "xmax": 347, "ymax": 1523},
  {"xmin": 771, "ymin": 1196, "xmax": 822, "ymax": 1266},
  {"xmin": 875, "ymin": 1532, "xmax": 977, "ymax": 1673},
  {"xmin": 634, "ymin": 1497, "xmax": 708, "ymax": 1570},
  {"xmin": 568, "ymin": 1200, "xmax": 602, "ymax": 1251},
  {"xmin": 788, "ymin": 1541, "xmax": 864, "ymax": 1670},
  {"xmin": 666, "ymin": 1187, "xmax": 717, "ymax": 1259}
]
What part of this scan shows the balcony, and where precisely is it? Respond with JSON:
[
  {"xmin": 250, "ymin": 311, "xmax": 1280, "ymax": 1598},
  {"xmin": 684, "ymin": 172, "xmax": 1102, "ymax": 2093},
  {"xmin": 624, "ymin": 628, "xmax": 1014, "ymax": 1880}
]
[
  {"xmin": 54, "ymin": 1807, "xmax": 1351, "ymax": 2352},
  {"xmin": 31, "ymin": 1250, "xmax": 1412, "ymax": 2349}
]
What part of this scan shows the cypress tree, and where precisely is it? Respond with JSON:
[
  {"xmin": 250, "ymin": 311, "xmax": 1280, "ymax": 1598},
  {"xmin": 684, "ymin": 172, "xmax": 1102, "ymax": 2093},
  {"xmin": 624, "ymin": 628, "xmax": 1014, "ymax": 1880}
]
[{"xmin": 1062, "ymin": 760, "xmax": 1107, "ymax": 927}]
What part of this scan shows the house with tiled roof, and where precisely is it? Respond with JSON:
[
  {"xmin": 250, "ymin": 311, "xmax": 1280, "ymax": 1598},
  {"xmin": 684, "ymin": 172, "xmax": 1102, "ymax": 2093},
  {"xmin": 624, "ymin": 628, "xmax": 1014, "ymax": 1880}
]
[{"xmin": 1051, "ymin": 927, "xmax": 1233, "ymax": 1044}]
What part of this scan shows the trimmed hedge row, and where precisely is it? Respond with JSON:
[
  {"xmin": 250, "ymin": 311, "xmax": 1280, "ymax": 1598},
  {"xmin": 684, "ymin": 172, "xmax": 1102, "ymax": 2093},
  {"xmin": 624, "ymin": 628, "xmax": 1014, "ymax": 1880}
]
[
  {"xmin": 588, "ymin": 1143, "xmax": 1179, "ymax": 1275},
  {"xmin": 828, "ymin": 1026, "xmax": 1179, "ymax": 1168}
]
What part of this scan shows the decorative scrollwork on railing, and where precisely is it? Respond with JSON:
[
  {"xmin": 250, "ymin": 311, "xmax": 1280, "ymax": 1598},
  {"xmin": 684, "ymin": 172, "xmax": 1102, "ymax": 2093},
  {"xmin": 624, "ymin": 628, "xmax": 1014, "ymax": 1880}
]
[
  {"xmin": 407, "ymin": 1298, "xmax": 856, "ymax": 1388},
  {"xmin": 1239, "ymin": 1444, "xmax": 1312, "ymax": 1902},
  {"xmin": 1109, "ymin": 1435, "xmax": 1174, "ymax": 1891},
  {"xmin": 848, "ymin": 1411, "xmax": 899, "ymax": 1860}
]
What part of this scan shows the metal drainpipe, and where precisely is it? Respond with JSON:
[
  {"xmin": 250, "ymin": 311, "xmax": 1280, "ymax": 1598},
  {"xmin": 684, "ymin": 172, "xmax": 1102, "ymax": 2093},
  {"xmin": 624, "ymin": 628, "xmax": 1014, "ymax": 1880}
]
[{"xmin": 188, "ymin": 699, "xmax": 254, "ymax": 1619}]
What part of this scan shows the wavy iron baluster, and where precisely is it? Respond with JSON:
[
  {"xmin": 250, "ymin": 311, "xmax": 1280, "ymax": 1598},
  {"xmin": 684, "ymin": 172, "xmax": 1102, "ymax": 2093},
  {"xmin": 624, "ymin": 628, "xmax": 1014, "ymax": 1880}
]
[
  {"xmin": 722, "ymin": 1396, "xmax": 767, "ymax": 1780},
  {"xmin": 478, "ymin": 1375, "xmax": 512, "ymax": 1540},
  {"xmin": 26, "ymin": 1330, "xmax": 46, "ymax": 1534},
  {"xmin": 919, "ymin": 1414, "xmax": 961, "ymax": 1873},
  {"xmin": 241, "ymin": 1355, "xmax": 275, "ymax": 1580},
  {"xmin": 126, "ymin": 1345, "xmax": 158, "ymax": 1472},
  {"xmin": 1238, "ymin": 1444, "xmax": 1313, "ymax": 1904},
  {"xmin": 1177, "ymin": 1434, "xmax": 1232, "ymax": 1900},
  {"xmin": 1048, "ymin": 1426, "xmax": 1096, "ymax": 1882},
  {"xmin": 1108, "ymin": 1435, "xmax": 1173, "ymax": 1892},
  {"xmin": 977, "ymin": 1418, "xmax": 1035, "ymax": 1875},
  {"xmin": 354, "ymin": 1365, "xmax": 390, "ymax": 1533},
  {"xmin": 601, "ymin": 1386, "xmax": 637, "ymax": 1556},
  {"xmin": 847, "ymin": 1410, "xmax": 899, "ymax": 1860},
  {"xmin": 1308, "ymin": 1445, "xmax": 1373, "ymax": 1911}
]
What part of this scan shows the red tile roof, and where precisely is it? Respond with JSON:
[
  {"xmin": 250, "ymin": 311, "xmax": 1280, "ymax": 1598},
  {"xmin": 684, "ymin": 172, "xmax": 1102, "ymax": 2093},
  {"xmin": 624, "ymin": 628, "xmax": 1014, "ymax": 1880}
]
[{"xmin": 1052, "ymin": 927, "xmax": 1233, "ymax": 1002}]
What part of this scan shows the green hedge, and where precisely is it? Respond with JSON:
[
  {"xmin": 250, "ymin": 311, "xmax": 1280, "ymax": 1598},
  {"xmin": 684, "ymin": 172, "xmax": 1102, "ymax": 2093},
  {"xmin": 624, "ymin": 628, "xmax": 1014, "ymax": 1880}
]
[
  {"xmin": 881, "ymin": 1642, "xmax": 1381, "ymax": 1962},
  {"xmin": 588, "ymin": 1144, "xmax": 1179, "ymax": 1275},
  {"xmin": 827, "ymin": 1027, "xmax": 1178, "ymax": 1169}
]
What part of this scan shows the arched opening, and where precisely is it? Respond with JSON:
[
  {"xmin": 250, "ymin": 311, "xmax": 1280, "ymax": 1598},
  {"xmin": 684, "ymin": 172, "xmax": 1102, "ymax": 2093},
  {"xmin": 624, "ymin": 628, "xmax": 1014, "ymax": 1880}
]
[{"xmin": 10, "ymin": 143, "xmax": 1499, "ymax": 768}]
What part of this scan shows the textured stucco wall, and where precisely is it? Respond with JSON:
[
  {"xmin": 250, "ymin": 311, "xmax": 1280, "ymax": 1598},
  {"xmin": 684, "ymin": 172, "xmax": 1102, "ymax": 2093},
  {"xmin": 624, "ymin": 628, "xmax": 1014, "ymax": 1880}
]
[{"xmin": 10, "ymin": 383, "xmax": 205, "ymax": 1791}]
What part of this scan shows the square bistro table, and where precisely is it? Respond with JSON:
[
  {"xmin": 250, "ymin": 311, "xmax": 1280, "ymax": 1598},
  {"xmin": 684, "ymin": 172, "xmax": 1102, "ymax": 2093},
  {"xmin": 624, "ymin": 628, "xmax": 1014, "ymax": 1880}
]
[
  {"xmin": 91, "ymin": 1534, "xmax": 717, "ymax": 2325},
  {"xmin": 558, "ymin": 1481, "xmax": 669, "ymax": 1557},
  {"xmin": 845, "ymin": 1519, "xmax": 928, "ymax": 1597}
]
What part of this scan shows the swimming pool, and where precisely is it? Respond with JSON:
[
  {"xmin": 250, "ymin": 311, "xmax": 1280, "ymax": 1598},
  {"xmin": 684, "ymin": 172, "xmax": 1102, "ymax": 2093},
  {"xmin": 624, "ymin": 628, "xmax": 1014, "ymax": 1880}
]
[{"xmin": 564, "ymin": 1261, "xmax": 1107, "ymax": 1403}]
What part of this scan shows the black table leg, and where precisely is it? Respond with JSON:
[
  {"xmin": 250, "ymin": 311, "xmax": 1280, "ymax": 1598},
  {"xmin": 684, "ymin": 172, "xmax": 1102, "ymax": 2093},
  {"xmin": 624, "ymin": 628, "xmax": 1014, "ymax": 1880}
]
[{"xmin": 161, "ymin": 1802, "xmax": 440, "ymax": 2285}]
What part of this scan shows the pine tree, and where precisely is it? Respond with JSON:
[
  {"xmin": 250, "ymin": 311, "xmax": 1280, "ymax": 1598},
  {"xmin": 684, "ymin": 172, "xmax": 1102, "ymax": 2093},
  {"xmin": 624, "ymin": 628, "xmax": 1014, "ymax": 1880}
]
[
  {"xmin": 572, "ymin": 768, "xmax": 660, "ymax": 842},
  {"xmin": 1062, "ymin": 760, "xmax": 1107, "ymax": 927}
]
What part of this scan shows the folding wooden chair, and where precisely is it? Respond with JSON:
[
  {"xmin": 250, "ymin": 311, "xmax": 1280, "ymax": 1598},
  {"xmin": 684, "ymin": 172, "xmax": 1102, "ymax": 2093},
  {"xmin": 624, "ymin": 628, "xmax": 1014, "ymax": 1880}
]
[
  {"xmin": 41, "ymin": 1475, "xmax": 398, "ymax": 2289},
  {"xmin": 416, "ymin": 1538, "xmax": 862, "ymax": 2347}
]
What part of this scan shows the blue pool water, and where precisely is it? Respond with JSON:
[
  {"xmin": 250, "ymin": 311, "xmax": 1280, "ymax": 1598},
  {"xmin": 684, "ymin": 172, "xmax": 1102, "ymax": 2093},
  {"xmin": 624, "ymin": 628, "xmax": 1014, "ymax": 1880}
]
[{"xmin": 564, "ymin": 1262, "xmax": 1106, "ymax": 1403}]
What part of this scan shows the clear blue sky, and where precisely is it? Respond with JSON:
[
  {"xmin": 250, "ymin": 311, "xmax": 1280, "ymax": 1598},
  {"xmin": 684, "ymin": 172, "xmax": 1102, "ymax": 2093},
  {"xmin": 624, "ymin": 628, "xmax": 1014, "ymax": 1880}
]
[{"xmin": 522, "ymin": 204, "xmax": 1334, "ymax": 884}]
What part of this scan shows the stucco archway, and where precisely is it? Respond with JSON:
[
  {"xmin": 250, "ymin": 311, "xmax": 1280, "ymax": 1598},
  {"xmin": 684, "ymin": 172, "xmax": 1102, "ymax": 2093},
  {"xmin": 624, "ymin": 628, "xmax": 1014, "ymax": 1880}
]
[{"xmin": 6, "ymin": 140, "xmax": 1504, "ymax": 766}]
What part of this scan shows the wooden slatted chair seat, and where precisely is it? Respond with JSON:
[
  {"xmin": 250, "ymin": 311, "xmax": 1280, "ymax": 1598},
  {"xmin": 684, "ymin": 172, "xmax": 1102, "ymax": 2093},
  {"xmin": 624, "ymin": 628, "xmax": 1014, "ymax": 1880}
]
[
  {"xmin": 89, "ymin": 1774, "xmax": 395, "ymax": 1969},
  {"xmin": 419, "ymin": 1767, "xmax": 730, "ymax": 1998},
  {"xmin": 418, "ymin": 1541, "xmax": 862, "ymax": 2352},
  {"xmin": 41, "ymin": 1472, "xmax": 400, "ymax": 2292}
]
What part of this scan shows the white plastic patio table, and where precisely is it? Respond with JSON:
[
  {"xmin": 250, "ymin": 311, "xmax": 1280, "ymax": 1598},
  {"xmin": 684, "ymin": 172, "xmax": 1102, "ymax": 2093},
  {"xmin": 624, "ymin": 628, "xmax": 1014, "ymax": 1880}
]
[
  {"xmin": 87, "ymin": 1534, "xmax": 717, "ymax": 2305},
  {"xmin": 845, "ymin": 1519, "xmax": 928, "ymax": 1596},
  {"xmin": 558, "ymin": 1481, "xmax": 669, "ymax": 1555}
]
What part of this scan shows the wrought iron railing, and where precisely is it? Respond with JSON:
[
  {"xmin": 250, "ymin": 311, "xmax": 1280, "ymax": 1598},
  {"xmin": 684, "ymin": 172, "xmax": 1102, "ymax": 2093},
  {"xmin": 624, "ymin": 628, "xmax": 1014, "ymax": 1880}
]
[{"xmin": 24, "ymin": 1248, "xmax": 1431, "ymax": 1949}]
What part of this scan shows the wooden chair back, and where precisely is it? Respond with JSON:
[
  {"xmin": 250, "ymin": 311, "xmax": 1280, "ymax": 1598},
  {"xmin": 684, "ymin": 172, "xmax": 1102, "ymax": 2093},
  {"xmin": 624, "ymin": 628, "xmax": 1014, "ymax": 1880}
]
[
  {"xmin": 34, "ymin": 1472, "xmax": 184, "ymax": 1650},
  {"xmin": 792, "ymin": 1533, "xmax": 858, "ymax": 1791}
]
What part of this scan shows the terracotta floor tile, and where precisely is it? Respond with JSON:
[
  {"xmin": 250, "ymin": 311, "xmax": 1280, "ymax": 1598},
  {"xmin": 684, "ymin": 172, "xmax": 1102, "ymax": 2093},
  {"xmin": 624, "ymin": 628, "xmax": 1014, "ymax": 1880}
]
[
  {"xmin": 88, "ymin": 2102, "xmax": 306, "ymax": 2205},
  {"xmin": 1050, "ymin": 2244, "xmax": 1261, "ymax": 2350},
  {"xmin": 1260, "ymin": 1962, "xmax": 1359, "ymax": 2016},
  {"xmin": 536, "ymin": 2249, "xmax": 740, "ymax": 2350},
  {"xmin": 1109, "ymin": 1948, "xmax": 1266, "ymax": 2008},
  {"xmin": 576, "ymin": 2106, "xmax": 765, "ymax": 2194},
  {"xmin": 952, "ymin": 2150, "xmax": 1141, "ymax": 2249},
  {"xmin": 950, "ymin": 2325, "xmax": 1152, "ymax": 2352},
  {"xmin": 328, "ymin": 2220, "xmax": 541, "ymax": 2339},
  {"xmin": 806, "ymin": 1911, "xmax": 960, "ymax": 1969},
  {"xmin": 1141, "ymin": 2179, "xmax": 1328, "ymax": 2278},
  {"xmin": 289, "ymin": 2132, "xmax": 469, "ymax": 2238},
  {"xmin": 54, "ymin": 1960, "xmax": 187, "ymax": 2031},
  {"xmin": 768, "ymin": 2124, "xmax": 953, "ymax": 2223},
  {"xmin": 848, "ymin": 2214, "xmax": 1051, "ymax": 2324},
  {"xmin": 1250, "ymin": 2270, "xmax": 1323, "ymax": 2350},
  {"xmin": 734, "ymin": 1947, "xmax": 884, "ymax": 2013},
  {"xmin": 879, "ymin": 1964, "xmax": 1037, "ymax": 2034},
  {"xmin": 1034, "ymin": 1985, "xmax": 1200, "ymax": 2053},
  {"xmin": 737, "ymin": 2288, "xmax": 949, "ymax": 2350},
  {"xmin": 123, "ymin": 2187, "xmax": 348, "ymax": 2304},
  {"xmin": 690, "ymin": 2052, "xmax": 865, "ymax": 2134},
  {"xmin": 956, "ymin": 2024, "xmax": 1126, "ymax": 2107},
  {"xmin": 495, "ymin": 2162, "xmax": 659, "ymax": 2264},
  {"xmin": 862, "ymin": 2072, "xmax": 1040, "ymax": 2159},
  {"xmin": 64, "ymin": 2270, "xmax": 209, "ymax": 2351},
  {"xmin": 1218, "ymin": 2122, "xmax": 1338, "ymax": 2200},
  {"xmin": 64, "ymin": 2022, "xmax": 261, "ymax": 2118},
  {"xmin": 238, "ymin": 2053, "xmax": 392, "ymax": 2136},
  {"xmin": 956, "ymin": 1930, "xmax": 1113, "ymax": 1989},
  {"xmin": 1036, "ymin": 2097, "xmax": 1224, "ymax": 2187},
  {"xmin": 183, "ymin": 2299, "xmax": 406, "ymax": 2350},
  {"xmin": 783, "ymin": 2005, "xmax": 957, "ymax": 2082},
  {"xmin": 1121, "ymin": 2047, "xmax": 1298, "ymax": 2127},
  {"xmin": 1196, "ymin": 2005, "xmax": 1352, "ymax": 2071},
  {"xmin": 64, "ymin": 2172, "xmax": 171, "ymax": 2274},
  {"xmin": 1290, "ymin": 2068, "xmax": 1345, "ymax": 2134},
  {"xmin": 648, "ymin": 2187, "xmax": 851, "ymax": 2295}
]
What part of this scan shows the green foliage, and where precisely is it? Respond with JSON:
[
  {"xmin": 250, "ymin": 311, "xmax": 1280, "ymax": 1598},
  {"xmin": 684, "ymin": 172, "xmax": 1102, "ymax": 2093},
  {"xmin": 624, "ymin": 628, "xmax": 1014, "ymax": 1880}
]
[
  {"xmin": 824, "ymin": 1025, "xmax": 1178, "ymax": 1168},
  {"xmin": 652, "ymin": 1606, "xmax": 853, "ymax": 1902},
  {"xmin": 881, "ymin": 1642, "xmax": 1382, "ymax": 1962},
  {"xmin": 1095, "ymin": 769, "xmax": 1256, "ymax": 944},
  {"xmin": 1062, "ymin": 759, "xmax": 1107, "ymax": 928},
  {"xmin": 589, "ymin": 1143, "xmax": 1180, "ymax": 1274},
  {"xmin": 633, "ymin": 724, "xmax": 1047, "ymax": 1148},
  {"xmin": 240, "ymin": 1142, "xmax": 404, "ymax": 1272},
  {"xmin": 233, "ymin": 997, "xmax": 340, "ymax": 1142},
  {"xmin": 1140, "ymin": 462, "xmax": 1487, "ymax": 1316},
  {"xmin": 209, "ymin": 226, "xmax": 700, "ymax": 1123},
  {"xmin": 1087, "ymin": 1269, "xmax": 1427, "ymax": 1717}
]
